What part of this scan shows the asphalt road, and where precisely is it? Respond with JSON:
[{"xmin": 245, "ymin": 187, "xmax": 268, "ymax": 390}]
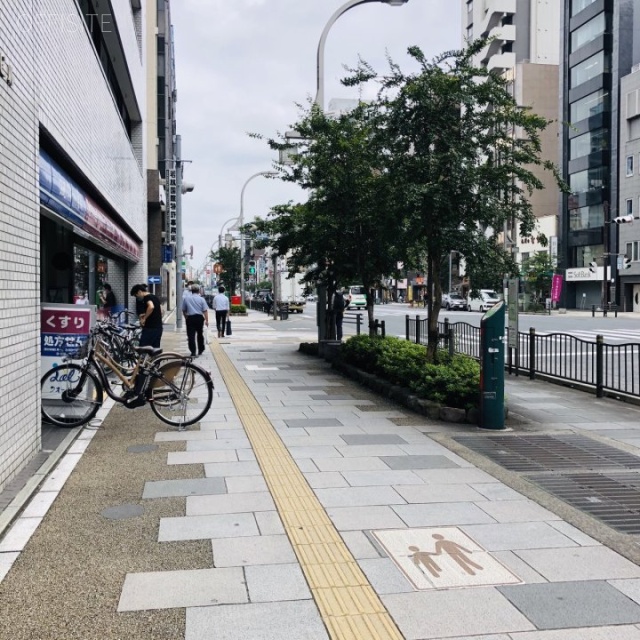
[{"xmin": 294, "ymin": 302, "xmax": 640, "ymax": 343}]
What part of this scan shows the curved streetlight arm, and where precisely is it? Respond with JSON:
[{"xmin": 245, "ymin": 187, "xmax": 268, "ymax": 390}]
[
  {"xmin": 240, "ymin": 171, "xmax": 278, "ymax": 303},
  {"xmin": 315, "ymin": 0, "xmax": 408, "ymax": 110}
]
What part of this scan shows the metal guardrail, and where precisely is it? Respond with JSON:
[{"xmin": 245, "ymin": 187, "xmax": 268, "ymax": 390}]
[{"xmin": 406, "ymin": 315, "xmax": 640, "ymax": 399}]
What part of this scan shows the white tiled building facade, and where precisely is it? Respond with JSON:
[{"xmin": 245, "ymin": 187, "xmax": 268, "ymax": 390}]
[{"xmin": 0, "ymin": 1, "xmax": 148, "ymax": 490}]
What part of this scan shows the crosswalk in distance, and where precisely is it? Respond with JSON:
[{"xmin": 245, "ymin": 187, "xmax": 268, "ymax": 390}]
[{"xmin": 536, "ymin": 330, "xmax": 640, "ymax": 344}]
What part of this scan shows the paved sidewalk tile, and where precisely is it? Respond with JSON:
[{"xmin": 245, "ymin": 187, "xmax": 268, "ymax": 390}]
[
  {"xmin": 186, "ymin": 600, "xmax": 330, "ymax": 640},
  {"xmin": 118, "ymin": 567, "xmax": 247, "ymax": 611},
  {"xmin": 187, "ymin": 491, "xmax": 275, "ymax": 516},
  {"xmin": 245, "ymin": 563, "xmax": 312, "ymax": 602},
  {"xmin": 159, "ymin": 513, "xmax": 259, "ymax": 541},
  {"xmin": 498, "ymin": 581, "xmax": 640, "ymax": 629},
  {"xmin": 513, "ymin": 547, "xmax": 640, "ymax": 581},
  {"xmin": 383, "ymin": 589, "xmax": 535, "ymax": 639},
  {"xmin": 211, "ymin": 534, "xmax": 296, "ymax": 567},
  {"xmin": 142, "ymin": 477, "xmax": 226, "ymax": 499}
]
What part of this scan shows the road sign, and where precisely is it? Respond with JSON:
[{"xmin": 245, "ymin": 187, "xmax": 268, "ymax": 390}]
[{"xmin": 148, "ymin": 275, "xmax": 161, "ymax": 285}]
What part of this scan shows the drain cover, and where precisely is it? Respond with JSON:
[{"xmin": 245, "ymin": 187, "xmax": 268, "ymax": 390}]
[
  {"xmin": 528, "ymin": 472, "xmax": 640, "ymax": 534},
  {"xmin": 453, "ymin": 435, "xmax": 640, "ymax": 472}
]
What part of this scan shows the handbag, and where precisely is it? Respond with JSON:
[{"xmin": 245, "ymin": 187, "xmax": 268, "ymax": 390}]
[{"xmin": 226, "ymin": 318, "xmax": 232, "ymax": 336}]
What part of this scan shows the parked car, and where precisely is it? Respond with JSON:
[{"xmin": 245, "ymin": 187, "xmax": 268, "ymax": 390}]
[
  {"xmin": 442, "ymin": 292, "xmax": 468, "ymax": 311},
  {"xmin": 467, "ymin": 289, "xmax": 501, "ymax": 312},
  {"xmin": 344, "ymin": 285, "xmax": 367, "ymax": 310},
  {"xmin": 287, "ymin": 297, "xmax": 306, "ymax": 313},
  {"xmin": 305, "ymin": 294, "xmax": 316, "ymax": 302}
]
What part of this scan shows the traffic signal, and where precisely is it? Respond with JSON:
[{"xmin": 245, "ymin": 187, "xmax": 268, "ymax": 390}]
[
  {"xmin": 248, "ymin": 260, "xmax": 256, "ymax": 275},
  {"xmin": 623, "ymin": 256, "xmax": 632, "ymax": 270},
  {"xmin": 589, "ymin": 261, "xmax": 597, "ymax": 273},
  {"xmin": 613, "ymin": 215, "xmax": 634, "ymax": 224}
]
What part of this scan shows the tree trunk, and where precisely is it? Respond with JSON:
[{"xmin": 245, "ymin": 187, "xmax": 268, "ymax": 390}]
[{"xmin": 426, "ymin": 255, "xmax": 442, "ymax": 362}]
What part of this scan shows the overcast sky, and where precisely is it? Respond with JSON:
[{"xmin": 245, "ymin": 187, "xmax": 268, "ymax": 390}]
[{"xmin": 170, "ymin": 0, "xmax": 462, "ymax": 274}]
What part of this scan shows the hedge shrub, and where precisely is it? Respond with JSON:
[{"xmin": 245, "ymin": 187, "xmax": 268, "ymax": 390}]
[
  {"xmin": 339, "ymin": 335, "xmax": 480, "ymax": 410},
  {"xmin": 230, "ymin": 304, "xmax": 247, "ymax": 314}
]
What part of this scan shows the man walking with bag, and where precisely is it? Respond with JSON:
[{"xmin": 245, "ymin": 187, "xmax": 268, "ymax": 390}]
[
  {"xmin": 213, "ymin": 285, "xmax": 230, "ymax": 338},
  {"xmin": 182, "ymin": 284, "xmax": 209, "ymax": 357}
]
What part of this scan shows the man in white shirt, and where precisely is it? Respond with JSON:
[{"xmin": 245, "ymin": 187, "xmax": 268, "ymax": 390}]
[
  {"xmin": 181, "ymin": 284, "xmax": 209, "ymax": 356},
  {"xmin": 212, "ymin": 285, "xmax": 230, "ymax": 338}
]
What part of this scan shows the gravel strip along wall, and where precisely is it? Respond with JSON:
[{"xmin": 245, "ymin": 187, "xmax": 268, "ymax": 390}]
[{"xmin": 0, "ymin": 405, "xmax": 210, "ymax": 640}]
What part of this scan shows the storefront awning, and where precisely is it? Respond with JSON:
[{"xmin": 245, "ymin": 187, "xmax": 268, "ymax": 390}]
[{"xmin": 39, "ymin": 150, "xmax": 141, "ymax": 263}]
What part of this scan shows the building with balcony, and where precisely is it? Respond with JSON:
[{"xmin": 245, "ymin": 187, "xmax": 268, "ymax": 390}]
[
  {"xmin": 559, "ymin": 0, "xmax": 640, "ymax": 308},
  {"xmin": 462, "ymin": 0, "xmax": 561, "ymax": 274},
  {"xmin": 618, "ymin": 65, "xmax": 640, "ymax": 311},
  {"xmin": 0, "ymin": 2, "xmax": 147, "ymax": 491}
]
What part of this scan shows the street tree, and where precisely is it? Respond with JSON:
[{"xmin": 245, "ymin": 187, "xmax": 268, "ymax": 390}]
[
  {"xmin": 344, "ymin": 40, "xmax": 565, "ymax": 359},
  {"xmin": 209, "ymin": 246, "xmax": 241, "ymax": 295},
  {"xmin": 520, "ymin": 250, "xmax": 555, "ymax": 305},
  {"xmin": 252, "ymin": 102, "xmax": 404, "ymax": 335}
]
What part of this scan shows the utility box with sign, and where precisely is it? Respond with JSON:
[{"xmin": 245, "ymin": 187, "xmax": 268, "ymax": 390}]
[{"xmin": 480, "ymin": 300, "xmax": 505, "ymax": 430}]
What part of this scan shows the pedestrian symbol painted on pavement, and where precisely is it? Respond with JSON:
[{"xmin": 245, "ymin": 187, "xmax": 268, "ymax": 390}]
[
  {"xmin": 374, "ymin": 527, "xmax": 521, "ymax": 590},
  {"xmin": 408, "ymin": 533, "xmax": 484, "ymax": 580}
]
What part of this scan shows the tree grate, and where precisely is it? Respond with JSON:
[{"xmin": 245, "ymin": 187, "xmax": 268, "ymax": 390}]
[{"xmin": 453, "ymin": 434, "xmax": 640, "ymax": 472}]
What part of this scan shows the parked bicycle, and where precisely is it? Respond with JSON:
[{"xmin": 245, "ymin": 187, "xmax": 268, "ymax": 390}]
[{"xmin": 41, "ymin": 325, "xmax": 213, "ymax": 429}]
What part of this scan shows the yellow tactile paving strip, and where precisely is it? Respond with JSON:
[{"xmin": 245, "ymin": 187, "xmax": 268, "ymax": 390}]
[{"xmin": 211, "ymin": 341, "xmax": 404, "ymax": 640}]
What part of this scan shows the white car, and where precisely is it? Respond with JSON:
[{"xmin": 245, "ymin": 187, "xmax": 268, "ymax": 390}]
[{"xmin": 467, "ymin": 289, "xmax": 500, "ymax": 312}]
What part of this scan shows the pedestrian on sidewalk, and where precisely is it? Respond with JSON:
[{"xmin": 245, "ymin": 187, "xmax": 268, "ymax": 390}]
[
  {"xmin": 130, "ymin": 284, "xmax": 163, "ymax": 348},
  {"xmin": 182, "ymin": 284, "xmax": 209, "ymax": 356},
  {"xmin": 213, "ymin": 285, "xmax": 230, "ymax": 338},
  {"xmin": 99, "ymin": 283, "xmax": 116, "ymax": 319}
]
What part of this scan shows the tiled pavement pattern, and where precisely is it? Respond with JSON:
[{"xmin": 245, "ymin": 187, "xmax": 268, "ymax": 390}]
[{"xmin": 3, "ymin": 313, "xmax": 640, "ymax": 638}]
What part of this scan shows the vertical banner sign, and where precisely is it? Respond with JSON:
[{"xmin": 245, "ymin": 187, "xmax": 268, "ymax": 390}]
[
  {"xmin": 41, "ymin": 303, "xmax": 96, "ymax": 379},
  {"xmin": 507, "ymin": 278, "xmax": 519, "ymax": 349},
  {"xmin": 551, "ymin": 274, "xmax": 563, "ymax": 304}
]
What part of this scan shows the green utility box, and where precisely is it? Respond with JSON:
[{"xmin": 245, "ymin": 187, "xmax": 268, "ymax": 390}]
[{"xmin": 479, "ymin": 300, "xmax": 505, "ymax": 430}]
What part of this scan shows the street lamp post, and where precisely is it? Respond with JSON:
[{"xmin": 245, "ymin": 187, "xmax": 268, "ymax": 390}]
[
  {"xmin": 239, "ymin": 171, "xmax": 277, "ymax": 304},
  {"xmin": 311, "ymin": 0, "xmax": 409, "ymax": 342},
  {"xmin": 315, "ymin": 0, "xmax": 409, "ymax": 110}
]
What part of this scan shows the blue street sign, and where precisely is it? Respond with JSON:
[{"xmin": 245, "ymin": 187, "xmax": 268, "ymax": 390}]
[
  {"xmin": 148, "ymin": 275, "xmax": 161, "ymax": 285},
  {"xmin": 162, "ymin": 244, "xmax": 173, "ymax": 263}
]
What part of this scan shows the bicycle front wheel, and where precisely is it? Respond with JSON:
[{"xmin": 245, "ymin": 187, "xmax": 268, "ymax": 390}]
[
  {"xmin": 41, "ymin": 364, "xmax": 104, "ymax": 427},
  {"xmin": 150, "ymin": 361, "xmax": 213, "ymax": 428}
]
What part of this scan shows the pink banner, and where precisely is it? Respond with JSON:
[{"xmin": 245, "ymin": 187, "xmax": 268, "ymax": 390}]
[{"xmin": 551, "ymin": 274, "xmax": 563, "ymax": 303}]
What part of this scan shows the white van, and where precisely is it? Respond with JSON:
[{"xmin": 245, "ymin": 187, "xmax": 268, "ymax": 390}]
[
  {"xmin": 467, "ymin": 289, "xmax": 500, "ymax": 312},
  {"xmin": 344, "ymin": 285, "xmax": 367, "ymax": 310}
]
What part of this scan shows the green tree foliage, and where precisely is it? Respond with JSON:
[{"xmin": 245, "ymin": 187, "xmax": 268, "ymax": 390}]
[
  {"xmin": 252, "ymin": 102, "xmax": 404, "ymax": 334},
  {"xmin": 210, "ymin": 246, "xmax": 241, "ymax": 295},
  {"xmin": 254, "ymin": 39, "xmax": 564, "ymax": 356},
  {"xmin": 343, "ymin": 40, "xmax": 564, "ymax": 359},
  {"xmin": 520, "ymin": 251, "xmax": 555, "ymax": 302}
]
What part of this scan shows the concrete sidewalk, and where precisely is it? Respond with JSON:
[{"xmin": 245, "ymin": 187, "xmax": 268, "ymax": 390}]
[{"xmin": 2, "ymin": 310, "xmax": 640, "ymax": 639}]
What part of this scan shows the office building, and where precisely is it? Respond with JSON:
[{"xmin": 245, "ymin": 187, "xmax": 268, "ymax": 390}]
[{"xmin": 560, "ymin": 0, "xmax": 640, "ymax": 308}]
